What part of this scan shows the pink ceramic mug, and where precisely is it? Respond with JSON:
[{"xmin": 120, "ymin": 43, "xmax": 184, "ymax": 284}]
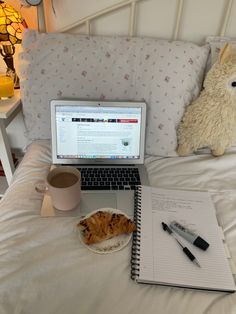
[{"xmin": 35, "ymin": 166, "xmax": 81, "ymax": 211}]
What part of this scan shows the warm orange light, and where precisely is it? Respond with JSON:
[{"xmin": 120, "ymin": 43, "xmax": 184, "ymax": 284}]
[{"xmin": 0, "ymin": 1, "xmax": 27, "ymax": 45}]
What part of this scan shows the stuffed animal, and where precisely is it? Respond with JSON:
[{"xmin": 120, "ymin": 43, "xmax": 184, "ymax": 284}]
[{"xmin": 177, "ymin": 43, "xmax": 236, "ymax": 157}]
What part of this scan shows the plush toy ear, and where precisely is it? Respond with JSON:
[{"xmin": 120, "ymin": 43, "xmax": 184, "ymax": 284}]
[{"xmin": 219, "ymin": 43, "xmax": 234, "ymax": 64}]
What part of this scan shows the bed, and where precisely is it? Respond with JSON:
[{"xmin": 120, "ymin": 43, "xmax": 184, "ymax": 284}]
[{"xmin": 1, "ymin": 0, "xmax": 236, "ymax": 313}]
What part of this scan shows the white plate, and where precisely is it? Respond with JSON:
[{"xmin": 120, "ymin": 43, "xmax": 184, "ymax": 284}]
[{"xmin": 77, "ymin": 208, "xmax": 133, "ymax": 254}]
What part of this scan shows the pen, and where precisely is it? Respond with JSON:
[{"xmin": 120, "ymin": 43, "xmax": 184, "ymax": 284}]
[
  {"xmin": 170, "ymin": 220, "xmax": 209, "ymax": 251},
  {"xmin": 161, "ymin": 222, "xmax": 201, "ymax": 268}
]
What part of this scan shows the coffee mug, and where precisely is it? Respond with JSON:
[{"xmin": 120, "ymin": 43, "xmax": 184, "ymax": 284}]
[{"xmin": 35, "ymin": 166, "xmax": 81, "ymax": 211}]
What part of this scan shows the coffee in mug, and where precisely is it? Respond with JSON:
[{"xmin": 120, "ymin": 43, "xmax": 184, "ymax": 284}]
[
  {"xmin": 49, "ymin": 172, "xmax": 79, "ymax": 188},
  {"xmin": 35, "ymin": 166, "xmax": 81, "ymax": 211}
]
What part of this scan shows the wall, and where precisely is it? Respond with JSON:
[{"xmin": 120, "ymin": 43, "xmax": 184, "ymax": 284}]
[{"xmin": 0, "ymin": 1, "xmax": 37, "ymax": 151}]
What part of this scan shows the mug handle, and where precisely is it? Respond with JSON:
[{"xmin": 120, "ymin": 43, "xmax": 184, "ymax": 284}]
[{"xmin": 35, "ymin": 180, "xmax": 49, "ymax": 194}]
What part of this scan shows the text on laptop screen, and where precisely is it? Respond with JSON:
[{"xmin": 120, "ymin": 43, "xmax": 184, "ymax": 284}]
[{"xmin": 55, "ymin": 106, "xmax": 142, "ymax": 159}]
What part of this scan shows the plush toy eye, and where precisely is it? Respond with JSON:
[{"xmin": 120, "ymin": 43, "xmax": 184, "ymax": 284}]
[{"xmin": 231, "ymin": 81, "xmax": 236, "ymax": 87}]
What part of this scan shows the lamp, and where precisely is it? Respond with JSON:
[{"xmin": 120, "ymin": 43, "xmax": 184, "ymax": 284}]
[{"xmin": 0, "ymin": 1, "xmax": 27, "ymax": 89}]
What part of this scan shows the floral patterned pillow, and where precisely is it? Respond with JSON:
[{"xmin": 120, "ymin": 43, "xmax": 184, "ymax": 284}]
[
  {"xmin": 206, "ymin": 36, "xmax": 236, "ymax": 66},
  {"xmin": 19, "ymin": 30, "xmax": 209, "ymax": 156}
]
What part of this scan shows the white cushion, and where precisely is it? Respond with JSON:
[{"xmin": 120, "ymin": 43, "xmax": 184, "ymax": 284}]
[
  {"xmin": 19, "ymin": 30, "xmax": 209, "ymax": 156},
  {"xmin": 206, "ymin": 36, "xmax": 236, "ymax": 66}
]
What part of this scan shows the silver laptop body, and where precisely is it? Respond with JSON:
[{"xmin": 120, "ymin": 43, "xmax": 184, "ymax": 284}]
[{"xmin": 50, "ymin": 99, "xmax": 149, "ymax": 215}]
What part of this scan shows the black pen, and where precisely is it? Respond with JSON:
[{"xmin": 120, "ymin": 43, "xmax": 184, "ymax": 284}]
[{"xmin": 161, "ymin": 222, "xmax": 201, "ymax": 268}]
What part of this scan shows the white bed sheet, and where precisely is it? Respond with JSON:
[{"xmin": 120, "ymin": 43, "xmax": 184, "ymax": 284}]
[{"xmin": 0, "ymin": 140, "xmax": 236, "ymax": 314}]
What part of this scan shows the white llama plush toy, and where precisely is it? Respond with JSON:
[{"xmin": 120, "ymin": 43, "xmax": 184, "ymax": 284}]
[{"xmin": 177, "ymin": 43, "xmax": 236, "ymax": 157}]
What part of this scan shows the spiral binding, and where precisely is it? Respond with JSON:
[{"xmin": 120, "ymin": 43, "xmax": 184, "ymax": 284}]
[{"xmin": 131, "ymin": 185, "xmax": 142, "ymax": 280}]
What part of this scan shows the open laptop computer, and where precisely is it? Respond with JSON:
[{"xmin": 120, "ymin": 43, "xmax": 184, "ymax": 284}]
[{"xmin": 50, "ymin": 99, "xmax": 149, "ymax": 215}]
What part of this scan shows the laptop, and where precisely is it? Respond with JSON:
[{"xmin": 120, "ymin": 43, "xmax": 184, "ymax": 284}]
[{"xmin": 50, "ymin": 99, "xmax": 149, "ymax": 215}]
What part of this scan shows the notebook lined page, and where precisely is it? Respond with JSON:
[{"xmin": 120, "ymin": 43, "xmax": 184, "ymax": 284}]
[
  {"xmin": 138, "ymin": 186, "xmax": 235, "ymax": 291},
  {"xmin": 139, "ymin": 186, "xmax": 155, "ymax": 281}
]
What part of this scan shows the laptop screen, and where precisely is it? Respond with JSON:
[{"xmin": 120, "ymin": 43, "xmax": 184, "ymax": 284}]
[{"xmin": 51, "ymin": 100, "xmax": 146, "ymax": 165}]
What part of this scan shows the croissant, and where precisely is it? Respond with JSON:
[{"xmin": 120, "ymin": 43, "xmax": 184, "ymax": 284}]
[{"xmin": 77, "ymin": 211, "xmax": 136, "ymax": 245}]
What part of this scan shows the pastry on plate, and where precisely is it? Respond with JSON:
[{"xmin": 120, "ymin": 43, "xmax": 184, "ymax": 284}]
[{"xmin": 77, "ymin": 210, "xmax": 136, "ymax": 245}]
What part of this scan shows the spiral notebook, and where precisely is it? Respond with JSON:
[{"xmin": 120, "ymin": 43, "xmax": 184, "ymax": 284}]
[{"xmin": 131, "ymin": 186, "xmax": 236, "ymax": 292}]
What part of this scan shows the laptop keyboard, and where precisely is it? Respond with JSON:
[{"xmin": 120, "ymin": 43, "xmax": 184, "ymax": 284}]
[{"xmin": 77, "ymin": 167, "xmax": 141, "ymax": 190}]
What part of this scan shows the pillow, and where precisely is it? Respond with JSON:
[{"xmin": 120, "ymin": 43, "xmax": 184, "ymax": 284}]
[
  {"xmin": 134, "ymin": 40, "xmax": 209, "ymax": 156},
  {"xmin": 19, "ymin": 30, "xmax": 209, "ymax": 156},
  {"xmin": 206, "ymin": 36, "xmax": 236, "ymax": 66}
]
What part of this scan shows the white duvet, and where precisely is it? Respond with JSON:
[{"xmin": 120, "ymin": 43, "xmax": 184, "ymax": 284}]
[{"xmin": 0, "ymin": 140, "xmax": 236, "ymax": 314}]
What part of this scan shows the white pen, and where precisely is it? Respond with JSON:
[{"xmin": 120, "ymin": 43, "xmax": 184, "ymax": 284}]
[{"xmin": 162, "ymin": 222, "xmax": 201, "ymax": 268}]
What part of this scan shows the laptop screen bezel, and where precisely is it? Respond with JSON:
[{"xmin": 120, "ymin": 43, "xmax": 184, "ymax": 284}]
[{"xmin": 50, "ymin": 99, "xmax": 146, "ymax": 165}]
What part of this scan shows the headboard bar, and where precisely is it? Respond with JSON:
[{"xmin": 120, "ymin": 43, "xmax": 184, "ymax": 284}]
[
  {"xmin": 55, "ymin": 0, "xmax": 141, "ymax": 35},
  {"xmin": 86, "ymin": 20, "xmax": 91, "ymax": 35},
  {"xmin": 129, "ymin": 1, "xmax": 137, "ymax": 36},
  {"xmin": 220, "ymin": 0, "xmax": 234, "ymax": 36},
  {"xmin": 173, "ymin": 0, "xmax": 184, "ymax": 40},
  {"xmin": 37, "ymin": 2, "xmax": 46, "ymax": 32}
]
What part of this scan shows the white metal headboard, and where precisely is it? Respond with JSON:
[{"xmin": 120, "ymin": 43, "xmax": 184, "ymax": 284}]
[
  {"xmin": 38, "ymin": 0, "xmax": 235, "ymax": 42},
  {"xmin": 220, "ymin": 0, "xmax": 234, "ymax": 36}
]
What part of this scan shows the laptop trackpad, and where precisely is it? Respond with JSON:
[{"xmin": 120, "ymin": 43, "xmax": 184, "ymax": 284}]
[
  {"xmin": 80, "ymin": 191, "xmax": 134, "ymax": 217},
  {"xmin": 40, "ymin": 191, "xmax": 134, "ymax": 217}
]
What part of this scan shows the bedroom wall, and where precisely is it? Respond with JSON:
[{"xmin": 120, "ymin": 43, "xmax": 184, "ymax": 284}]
[{"xmin": 1, "ymin": 0, "xmax": 236, "ymax": 151}]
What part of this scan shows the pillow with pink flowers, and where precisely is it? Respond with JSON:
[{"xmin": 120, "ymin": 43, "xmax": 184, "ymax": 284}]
[
  {"xmin": 19, "ymin": 30, "xmax": 209, "ymax": 156},
  {"xmin": 206, "ymin": 36, "xmax": 236, "ymax": 66}
]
